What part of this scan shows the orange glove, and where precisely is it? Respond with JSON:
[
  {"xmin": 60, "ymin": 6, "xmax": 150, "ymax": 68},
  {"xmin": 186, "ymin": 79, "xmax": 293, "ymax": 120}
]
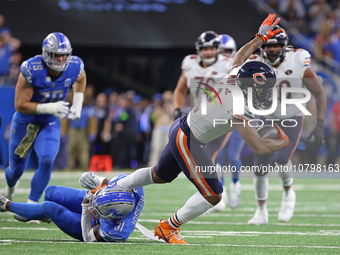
[
  {"xmin": 255, "ymin": 13, "xmax": 282, "ymax": 42},
  {"xmin": 275, "ymin": 124, "xmax": 290, "ymax": 148},
  {"xmin": 91, "ymin": 184, "xmax": 107, "ymax": 195}
]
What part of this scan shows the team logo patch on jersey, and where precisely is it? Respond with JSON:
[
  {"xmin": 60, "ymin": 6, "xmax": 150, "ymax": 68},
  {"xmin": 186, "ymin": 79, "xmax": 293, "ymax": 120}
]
[
  {"xmin": 211, "ymin": 71, "xmax": 217, "ymax": 75},
  {"xmin": 285, "ymin": 70, "xmax": 292, "ymax": 75},
  {"xmin": 64, "ymin": 78, "xmax": 71, "ymax": 87}
]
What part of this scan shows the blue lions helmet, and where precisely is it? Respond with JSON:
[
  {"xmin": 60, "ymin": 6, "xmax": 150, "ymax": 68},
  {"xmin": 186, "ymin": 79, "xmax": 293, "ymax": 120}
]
[
  {"xmin": 236, "ymin": 61, "xmax": 276, "ymax": 109},
  {"xmin": 195, "ymin": 31, "xmax": 220, "ymax": 65},
  {"xmin": 42, "ymin": 32, "xmax": 72, "ymax": 72},
  {"xmin": 218, "ymin": 34, "xmax": 237, "ymax": 57},
  {"xmin": 89, "ymin": 185, "xmax": 136, "ymax": 221}
]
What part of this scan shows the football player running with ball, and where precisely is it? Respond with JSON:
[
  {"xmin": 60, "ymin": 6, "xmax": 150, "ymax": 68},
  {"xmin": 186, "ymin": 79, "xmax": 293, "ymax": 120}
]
[{"xmin": 80, "ymin": 14, "xmax": 288, "ymax": 245}]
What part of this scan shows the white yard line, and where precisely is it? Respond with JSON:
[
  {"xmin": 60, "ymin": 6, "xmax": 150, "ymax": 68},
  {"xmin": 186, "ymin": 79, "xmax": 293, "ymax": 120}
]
[
  {"xmin": 0, "ymin": 227, "xmax": 58, "ymax": 230},
  {"xmin": 0, "ymin": 239, "xmax": 339, "ymax": 249},
  {"xmin": 137, "ymin": 219, "xmax": 340, "ymax": 227},
  {"xmin": 140, "ymin": 212, "xmax": 340, "ymax": 218}
]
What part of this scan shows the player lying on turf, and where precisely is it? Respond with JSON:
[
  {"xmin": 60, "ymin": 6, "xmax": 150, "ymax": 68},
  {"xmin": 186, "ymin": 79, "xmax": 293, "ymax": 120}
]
[
  {"xmin": 80, "ymin": 14, "xmax": 290, "ymax": 245},
  {"xmin": 0, "ymin": 174, "xmax": 144, "ymax": 242}
]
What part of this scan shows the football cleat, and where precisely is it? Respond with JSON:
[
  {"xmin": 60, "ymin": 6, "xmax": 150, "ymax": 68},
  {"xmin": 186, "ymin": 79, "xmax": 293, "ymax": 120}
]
[
  {"xmin": 154, "ymin": 219, "xmax": 188, "ymax": 244},
  {"xmin": 0, "ymin": 195, "xmax": 9, "ymax": 212},
  {"xmin": 248, "ymin": 207, "xmax": 268, "ymax": 225},
  {"xmin": 205, "ymin": 187, "xmax": 227, "ymax": 213},
  {"xmin": 13, "ymin": 213, "xmax": 40, "ymax": 224},
  {"xmin": 229, "ymin": 181, "xmax": 241, "ymax": 209},
  {"xmin": 278, "ymin": 189, "xmax": 296, "ymax": 222},
  {"xmin": 13, "ymin": 213, "xmax": 51, "ymax": 224},
  {"xmin": 2, "ymin": 182, "xmax": 19, "ymax": 201}
]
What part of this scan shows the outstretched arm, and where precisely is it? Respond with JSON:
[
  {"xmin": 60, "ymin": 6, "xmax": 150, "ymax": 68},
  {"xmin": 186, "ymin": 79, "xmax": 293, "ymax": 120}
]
[{"xmin": 229, "ymin": 14, "xmax": 281, "ymax": 71}]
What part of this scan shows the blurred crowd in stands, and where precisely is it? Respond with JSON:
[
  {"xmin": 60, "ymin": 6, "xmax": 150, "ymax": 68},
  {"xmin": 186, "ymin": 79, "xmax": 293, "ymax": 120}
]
[
  {"xmin": 262, "ymin": 0, "xmax": 340, "ymax": 68},
  {"xmin": 53, "ymin": 87, "xmax": 176, "ymax": 170},
  {"xmin": 0, "ymin": 14, "xmax": 21, "ymax": 86}
]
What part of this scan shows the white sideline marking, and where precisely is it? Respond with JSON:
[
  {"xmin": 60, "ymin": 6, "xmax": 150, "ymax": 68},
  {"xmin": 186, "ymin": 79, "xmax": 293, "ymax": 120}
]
[
  {"xmin": 181, "ymin": 230, "xmax": 340, "ymax": 236},
  {"xmin": 0, "ymin": 239, "xmax": 339, "ymax": 249},
  {"xmin": 138, "ymin": 219, "xmax": 340, "ymax": 227},
  {"xmin": 0, "ymin": 227, "xmax": 58, "ymax": 231},
  {"xmin": 2, "ymin": 219, "xmax": 339, "ymax": 228}
]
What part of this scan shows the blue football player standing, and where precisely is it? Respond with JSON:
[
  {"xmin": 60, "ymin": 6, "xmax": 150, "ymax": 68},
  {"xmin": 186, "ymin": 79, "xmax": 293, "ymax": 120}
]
[
  {"xmin": 2, "ymin": 32, "xmax": 86, "ymax": 221},
  {"xmin": 0, "ymin": 173, "xmax": 144, "ymax": 242}
]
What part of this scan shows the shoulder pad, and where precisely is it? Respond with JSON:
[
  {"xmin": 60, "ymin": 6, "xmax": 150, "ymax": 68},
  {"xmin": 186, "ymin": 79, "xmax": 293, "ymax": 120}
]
[
  {"xmin": 182, "ymin": 54, "xmax": 197, "ymax": 71},
  {"xmin": 20, "ymin": 60, "xmax": 33, "ymax": 84},
  {"xmin": 68, "ymin": 56, "xmax": 84, "ymax": 75},
  {"xmin": 20, "ymin": 56, "xmax": 44, "ymax": 84},
  {"xmin": 294, "ymin": 48, "xmax": 311, "ymax": 68}
]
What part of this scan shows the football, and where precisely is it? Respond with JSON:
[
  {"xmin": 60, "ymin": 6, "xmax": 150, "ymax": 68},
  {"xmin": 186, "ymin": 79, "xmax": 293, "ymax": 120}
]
[{"xmin": 257, "ymin": 125, "xmax": 279, "ymax": 139}]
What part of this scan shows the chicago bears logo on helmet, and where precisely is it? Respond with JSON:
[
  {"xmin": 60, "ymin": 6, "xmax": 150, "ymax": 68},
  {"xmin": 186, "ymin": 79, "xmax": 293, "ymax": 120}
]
[
  {"xmin": 252, "ymin": 73, "xmax": 266, "ymax": 85},
  {"xmin": 236, "ymin": 61, "xmax": 276, "ymax": 109}
]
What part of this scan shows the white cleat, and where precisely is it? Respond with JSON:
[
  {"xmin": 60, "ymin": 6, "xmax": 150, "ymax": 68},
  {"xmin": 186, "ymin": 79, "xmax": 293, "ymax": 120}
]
[
  {"xmin": 278, "ymin": 189, "xmax": 296, "ymax": 222},
  {"xmin": 229, "ymin": 181, "xmax": 241, "ymax": 209},
  {"xmin": 205, "ymin": 187, "xmax": 228, "ymax": 213},
  {"xmin": 0, "ymin": 195, "xmax": 10, "ymax": 212},
  {"xmin": 2, "ymin": 182, "xmax": 19, "ymax": 201},
  {"xmin": 13, "ymin": 214, "xmax": 41, "ymax": 224},
  {"xmin": 248, "ymin": 208, "xmax": 268, "ymax": 225}
]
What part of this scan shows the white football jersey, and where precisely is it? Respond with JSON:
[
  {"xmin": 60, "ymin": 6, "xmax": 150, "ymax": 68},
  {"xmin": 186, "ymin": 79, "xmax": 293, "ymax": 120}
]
[
  {"xmin": 188, "ymin": 68, "xmax": 254, "ymax": 144},
  {"xmin": 182, "ymin": 54, "xmax": 231, "ymax": 107},
  {"xmin": 247, "ymin": 47, "xmax": 311, "ymax": 119}
]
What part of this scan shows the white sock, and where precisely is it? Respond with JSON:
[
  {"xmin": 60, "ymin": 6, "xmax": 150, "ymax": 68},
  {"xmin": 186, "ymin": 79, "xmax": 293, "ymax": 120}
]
[
  {"xmin": 254, "ymin": 176, "xmax": 268, "ymax": 201},
  {"xmin": 258, "ymin": 201, "xmax": 267, "ymax": 210},
  {"xmin": 116, "ymin": 167, "xmax": 154, "ymax": 189},
  {"xmin": 27, "ymin": 199, "xmax": 38, "ymax": 204},
  {"xmin": 168, "ymin": 192, "xmax": 213, "ymax": 229},
  {"xmin": 277, "ymin": 161, "xmax": 293, "ymax": 191}
]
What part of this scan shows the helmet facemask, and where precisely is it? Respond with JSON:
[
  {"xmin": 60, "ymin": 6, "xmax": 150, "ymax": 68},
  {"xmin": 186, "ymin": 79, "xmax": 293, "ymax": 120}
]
[
  {"xmin": 195, "ymin": 31, "xmax": 220, "ymax": 65},
  {"xmin": 239, "ymin": 85, "xmax": 274, "ymax": 110},
  {"xmin": 42, "ymin": 33, "xmax": 73, "ymax": 72},
  {"xmin": 42, "ymin": 51, "xmax": 72, "ymax": 72},
  {"xmin": 261, "ymin": 45, "xmax": 285, "ymax": 66},
  {"xmin": 236, "ymin": 61, "xmax": 277, "ymax": 110},
  {"xmin": 198, "ymin": 46, "xmax": 218, "ymax": 65},
  {"xmin": 252, "ymin": 86, "xmax": 274, "ymax": 110},
  {"xmin": 260, "ymin": 26, "xmax": 289, "ymax": 66}
]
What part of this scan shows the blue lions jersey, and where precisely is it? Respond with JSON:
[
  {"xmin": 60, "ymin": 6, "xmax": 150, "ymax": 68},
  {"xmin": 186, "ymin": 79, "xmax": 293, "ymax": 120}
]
[
  {"xmin": 16, "ymin": 55, "xmax": 84, "ymax": 123},
  {"xmin": 98, "ymin": 174, "xmax": 145, "ymax": 242}
]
